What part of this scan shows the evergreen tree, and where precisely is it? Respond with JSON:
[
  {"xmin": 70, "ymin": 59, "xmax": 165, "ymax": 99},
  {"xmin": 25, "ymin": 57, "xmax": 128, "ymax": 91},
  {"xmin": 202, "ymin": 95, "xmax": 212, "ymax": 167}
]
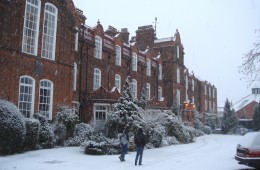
[
  {"xmin": 252, "ymin": 103, "xmax": 260, "ymax": 131},
  {"xmin": 105, "ymin": 76, "xmax": 145, "ymax": 138},
  {"xmin": 137, "ymin": 87, "xmax": 147, "ymax": 109},
  {"xmin": 221, "ymin": 99, "xmax": 238, "ymax": 134}
]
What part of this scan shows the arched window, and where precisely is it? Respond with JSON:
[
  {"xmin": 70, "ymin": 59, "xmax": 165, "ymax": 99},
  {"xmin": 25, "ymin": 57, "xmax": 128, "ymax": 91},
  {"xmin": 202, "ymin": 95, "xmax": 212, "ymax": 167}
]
[
  {"xmin": 158, "ymin": 86, "xmax": 162, "ymax": 100},
  {"xmin": 131, "ymin": 79, "xmax": 137, "ymax": 99},
  {"xmin": 41, "ymin": 3, "xmax": 58, "ymax": 60},
  {"xmin": 73, "ymin": 62, "xmax": 77, "ymax": 91},
  {"xmin": 18, "ymin": 76, "xmax": 35, "ymax": 118},
  {"xmin": 22, "ymin": 0, "xmax": 41, "ymax": 55},
  {"xmin": 158, "ymin": 64, "xmax": 162, "ymax": 80},
  {"xmin": 115, "ymin": 45, "xmax": 121, "ymax": 66},
  {"xmin": 93, "ymin": 68, "xmax": 101, "ymax": 90},
  {"xmin": 95, "ymin": 36, "xmax": 102, "ymax": 59},
  {"xmin": 115, "ymin": 74, "xmax": 121, "ymax": 92},
  {"xmin": 146, "ymin": 83, "xmax": 150, "ymax": 100},
  {"xmin": 132, "ymin": 53, "xmax": 137, "ymax": 71},
  {"xmin": 39, "ymin": 79, "xmax": 53, "ymax": 120},
  {"xmin": 192, "ymin": 79, "xmax": 195, "ymax": 91},
  {"xmin": 146, "ymin": 59, "xmax": 151, "ymax": 76}
]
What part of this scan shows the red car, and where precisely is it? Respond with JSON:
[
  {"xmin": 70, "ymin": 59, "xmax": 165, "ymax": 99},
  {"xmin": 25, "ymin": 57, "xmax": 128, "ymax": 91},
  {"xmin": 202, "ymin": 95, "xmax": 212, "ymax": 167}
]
[{"xmin": 235, "ymin": 131, "xmax": 260, "ymax": 169}]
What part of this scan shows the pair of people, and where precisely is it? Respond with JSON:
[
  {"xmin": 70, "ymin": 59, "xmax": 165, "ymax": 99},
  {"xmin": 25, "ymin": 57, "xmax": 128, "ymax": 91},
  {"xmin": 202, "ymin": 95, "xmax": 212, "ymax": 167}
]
[{"xmin": 119, "ymin": 126, "xmax": 146, "ymax": 166}]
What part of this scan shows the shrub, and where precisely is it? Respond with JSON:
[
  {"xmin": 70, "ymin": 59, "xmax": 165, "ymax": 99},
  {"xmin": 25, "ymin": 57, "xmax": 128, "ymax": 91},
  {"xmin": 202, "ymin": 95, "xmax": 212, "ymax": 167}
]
[
  {"xmin": 54, "ymin": 106, "xmax": 79, "ymax": 140},
  {"xmin": 34, "ymin": 113, "xmax": 55, "ymax": 149},
  {"xmin": 0, "ymin": 99, "xmax": 26, "ymax": 155},
  {"xmin": 81, "ymin": 133, "xmax": 120, "ymax": 155},
  {"xmin": 202, "ymin": 125, "xmax": 212, "ymax": 134},
  {"xmin": 65, "ymin": 123, "xmax": 94, "ymax": 146},
  {"xmin": 23, "ymin": 118, "xmax": 40, "ymax": 151}
]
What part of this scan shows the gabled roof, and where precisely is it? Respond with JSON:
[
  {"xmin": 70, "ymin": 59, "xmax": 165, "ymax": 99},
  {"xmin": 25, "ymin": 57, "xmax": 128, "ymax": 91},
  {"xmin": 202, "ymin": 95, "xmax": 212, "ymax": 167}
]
[{"xmin": 233, "ymin": 93, "xmax": 260, "ymax": 112}]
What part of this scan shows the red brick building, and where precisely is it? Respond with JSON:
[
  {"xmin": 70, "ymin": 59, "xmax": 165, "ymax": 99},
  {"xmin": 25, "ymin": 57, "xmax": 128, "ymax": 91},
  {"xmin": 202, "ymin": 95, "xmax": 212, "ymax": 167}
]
[{"xmin": 0, "ymin": 0, "xmax": 217, "ymax": 127}]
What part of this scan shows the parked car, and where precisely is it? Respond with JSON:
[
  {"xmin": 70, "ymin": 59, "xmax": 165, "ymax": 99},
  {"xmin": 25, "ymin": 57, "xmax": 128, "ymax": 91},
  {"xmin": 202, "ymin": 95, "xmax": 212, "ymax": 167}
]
[{"xmin": 235, "ymin": 131, "xmax": 260, "ymax": 169}]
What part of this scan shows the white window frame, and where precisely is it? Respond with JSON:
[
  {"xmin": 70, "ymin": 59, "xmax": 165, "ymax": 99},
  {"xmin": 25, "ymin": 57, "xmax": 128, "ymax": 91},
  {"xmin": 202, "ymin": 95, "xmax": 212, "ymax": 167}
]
[
  {"xmin": 115, "ymin": 45, "xmax": 121, "ymax": 66},
  {"xmin": 93, "ymin": 103, "xmax": 109, "ymax": 129},
  {"xmin": 132, "ymin": 53, "xmax": 137, "ymax": 71},
  {"xmin": 205, "ymin": 84, "xmax": 207, "ymax": 95},
  {"xmin": 93, "ymin": 68, "xmax": 101, "ymax": 91},
  {"xmin": 158, "ymin": 86, "xmax": 162, "ymax": 100},
  {"xmin": 73, "ymin": 62, "xmax": 77, "ymax": 91},
  {"xmin": 22, "ymin": 0, "xmax": 41, "ymax": 56},
  {"xmin": 146, "ymin": 83, "xmax": 150, "ymax": 100},
  {"xmin": 213, "ymin": 89, "xmax": 215, "ymax": 98},
  {"xmin": 209, "ymin": 87, "xmax": 211, "ymax": 97},
  {"xmin": 75, "ymin": 29, "xmax": 78, "ymax": 51},
  {"xmin": 192, "ymin": 96, "xmax": 195, "ymax": 104},
  {"xmin": 131, "ymin": 79, "xmax": 137, "ymax": 99},
  {"xmin": 146, "ymin": 59, "xmax": 151, "ymax": 76},
  {"xmin": 176, "ymin": 89, "xmax": 180, "ymax": 105},
  {"xmin": 205, "ymin": 99, "xmax": 208, "ymax": 111},
  {"xmin": 94, "ymin": 36, "xmax": 102, "ymax": 59},
  {"xmin": 115, "ymin": 74, "xmax": 121, "ymax": 92},
  {"xmin": 158, "ymin": 64, "xmax": 162, "ymax": 80},
  {"xmin": 18, "ymin": 76, "xmax": 35, "ymax": 118},
  {"xmin": 38, "ymin": 79, "xmax": 53, "ymax": 120},
  {"xmin": 41, "ymin": 3, "xmax": 58, "ymax": 60},
  {"xmin": 177, "ymin": 45, "xmax": 180, "ymax": 58},
  {"xmin": 177, "ymin": 68, "xmax": 180, "ymax": 83}
]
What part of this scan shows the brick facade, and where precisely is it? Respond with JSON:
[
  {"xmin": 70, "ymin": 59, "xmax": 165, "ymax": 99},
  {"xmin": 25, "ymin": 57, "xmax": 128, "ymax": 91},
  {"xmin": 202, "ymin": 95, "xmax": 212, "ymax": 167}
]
[{"xmin": 0, "ymin": 0, "xmax": 217, "ymax": 124}]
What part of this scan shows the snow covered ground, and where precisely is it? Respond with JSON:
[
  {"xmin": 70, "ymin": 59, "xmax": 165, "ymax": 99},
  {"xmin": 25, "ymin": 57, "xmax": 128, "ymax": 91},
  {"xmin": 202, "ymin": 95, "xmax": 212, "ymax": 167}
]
[{"xmin": 0, "ymin": 134, "xmax": 255, "ymax": 170}]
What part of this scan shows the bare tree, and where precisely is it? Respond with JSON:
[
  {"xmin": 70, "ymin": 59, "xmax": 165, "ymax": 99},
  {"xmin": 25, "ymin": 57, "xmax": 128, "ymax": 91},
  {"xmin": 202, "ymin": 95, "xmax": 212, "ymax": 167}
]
[{"xmin": 239, "ymin": 39, "xmax": 260, "ymax": 86}]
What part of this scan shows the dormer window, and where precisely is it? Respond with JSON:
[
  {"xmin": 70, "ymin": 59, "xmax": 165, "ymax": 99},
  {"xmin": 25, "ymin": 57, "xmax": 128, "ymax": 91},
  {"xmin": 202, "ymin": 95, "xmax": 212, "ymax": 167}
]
[
  {"xmin": 146, "ymin": 59, "xmax": 151, "ymax": 76},
  {"xmin": 177, "ymin": 45, "xmax": 180, "ymax": 58}
]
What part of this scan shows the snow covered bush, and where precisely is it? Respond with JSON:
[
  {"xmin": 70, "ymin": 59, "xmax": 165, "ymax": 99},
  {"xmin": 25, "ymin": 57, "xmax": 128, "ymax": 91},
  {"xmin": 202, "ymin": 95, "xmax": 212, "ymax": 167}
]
[
  {"xmin": 194, "ymin": 110, "xmax": 204, "ymax": 131},
  {"xmin": 34, "ymin": 113, "xmax": 55, "ymax": 149},
  {"xmin": 205, "ymin": 113, "xmax": 220, "ymax": 130},
  {"xmin": 145, "ymin": 122, "xmax": 165, "ymax": 148},
  {"xmin": 202, "ymin": 125, "xmax": 212, "ymax": 134},
  {"xmin": 53, "ymin": 106, "xmax": 79, "ymax": 145},
  {"xmin": 65, "ymin": 123, "xmax": 94, "ymax": 146},
  {"xmin": 23, "ymin": 118, "xmax": 40, "ymax": 151},
  {"xmin": 0, "ymin": 99, "xmax": 26, "ymax": 155},
  {"xmin": 227, "ymin": 125, "xmax": 248, "ymax": 135},
  {"xmin": 81, "ymin": 133, "xmax": 120, "ymax": 155}
]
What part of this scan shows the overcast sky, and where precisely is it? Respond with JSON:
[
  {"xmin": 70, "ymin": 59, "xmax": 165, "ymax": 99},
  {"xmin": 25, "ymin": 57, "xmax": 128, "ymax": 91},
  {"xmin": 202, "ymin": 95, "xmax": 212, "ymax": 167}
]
[{"xmin": 73, "ymin": 0, "xmax": 260, "ymax": 106}]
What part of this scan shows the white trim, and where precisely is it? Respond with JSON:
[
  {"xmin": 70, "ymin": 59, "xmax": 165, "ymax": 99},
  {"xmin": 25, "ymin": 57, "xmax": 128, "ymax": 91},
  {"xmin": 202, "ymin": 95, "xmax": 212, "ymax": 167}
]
[
  {"xmin": 146, "ymin": 83, "xmax": 150, "ymax": 100},
  {"xmin": 73, "ymin": 62, "xmax": 77, "ymax": 91},
  {"xmin": 95, "ymin": 36, "xmax": 102, "ymax": 59},
  {"xmin": 158, "ymin": 64, "xmax": 162, "ymax": 80},
  {"xmin": 146, "ymin": 59, "xmax": 151, "ymax": 76},
  {"xmin": 177, "ymin": 68, "xmax": 180, "ymax": 83},
  {"xmin": 22, "ymin": 0, "xmax": 41, "ymax": 56},
  {"xmin": 38, "ymin": 79, "xmax": 53, "ymax": 120},
  {"xmin": 115, "ymin": 74, "xmax": 121, "ymax": 92},
  {"xmin": 18, "ymin": 75, "xmax": 35, "ymax": 118},
  {"xmin": 93, "ymin": 68, "xmax": 101, "ymax": 91},
  {"xmin": 115, "ymin": 45, "xmax": 121, "ymax": 66},
  {"xmin": 41, "ymin": 3, "xmax": 58, "ymax": 60},
  {"xmin": 132, "ymin": 53, "xmax": 137, "ymax": 71}
]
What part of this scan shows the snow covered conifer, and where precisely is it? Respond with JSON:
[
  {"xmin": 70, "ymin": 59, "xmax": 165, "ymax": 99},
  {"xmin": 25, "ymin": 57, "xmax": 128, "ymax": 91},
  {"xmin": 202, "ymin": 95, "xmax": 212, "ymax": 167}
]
[
  {"xmin": 221, "ymin": 99, "xmax": 238, "ymax": 134},
  {"xmin": 0, "ymin": 99, "xmax": 26, "ymax": 155},
  {"xmin": 105, "ymin": 76, "xmax": 145, "ymax": 137}
]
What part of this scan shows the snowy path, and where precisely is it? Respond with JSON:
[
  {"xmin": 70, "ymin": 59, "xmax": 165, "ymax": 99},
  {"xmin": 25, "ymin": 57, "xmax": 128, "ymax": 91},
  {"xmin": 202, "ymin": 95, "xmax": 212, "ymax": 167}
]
[{"xmin": 0, "ymin": 135, "xmax": 255, "ymax": 170}]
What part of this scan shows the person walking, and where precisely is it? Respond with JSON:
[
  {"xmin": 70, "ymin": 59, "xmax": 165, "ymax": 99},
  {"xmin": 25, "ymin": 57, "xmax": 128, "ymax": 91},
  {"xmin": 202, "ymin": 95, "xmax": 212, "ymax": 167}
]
[
  {"xmin": 134, "ymin": 127, "xmax": 146, "ymax": 166},
  {"xmin": 119, "ymin": 125, "xmax": 129, "ymax": 162}
]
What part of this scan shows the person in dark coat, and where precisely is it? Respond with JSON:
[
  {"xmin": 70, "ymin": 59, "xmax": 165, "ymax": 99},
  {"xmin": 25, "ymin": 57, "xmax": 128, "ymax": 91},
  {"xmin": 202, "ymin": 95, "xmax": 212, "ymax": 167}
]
[{"xmin": 134, "ymin": 127, "xmax": 146, "ymax": 165}]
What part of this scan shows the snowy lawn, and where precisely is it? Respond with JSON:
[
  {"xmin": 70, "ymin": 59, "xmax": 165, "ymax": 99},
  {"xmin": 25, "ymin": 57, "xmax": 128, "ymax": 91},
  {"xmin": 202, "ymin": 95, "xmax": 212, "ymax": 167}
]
[{"xmin": 0, "ymin": 134, "xmax": 254, "ymax": 170}]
